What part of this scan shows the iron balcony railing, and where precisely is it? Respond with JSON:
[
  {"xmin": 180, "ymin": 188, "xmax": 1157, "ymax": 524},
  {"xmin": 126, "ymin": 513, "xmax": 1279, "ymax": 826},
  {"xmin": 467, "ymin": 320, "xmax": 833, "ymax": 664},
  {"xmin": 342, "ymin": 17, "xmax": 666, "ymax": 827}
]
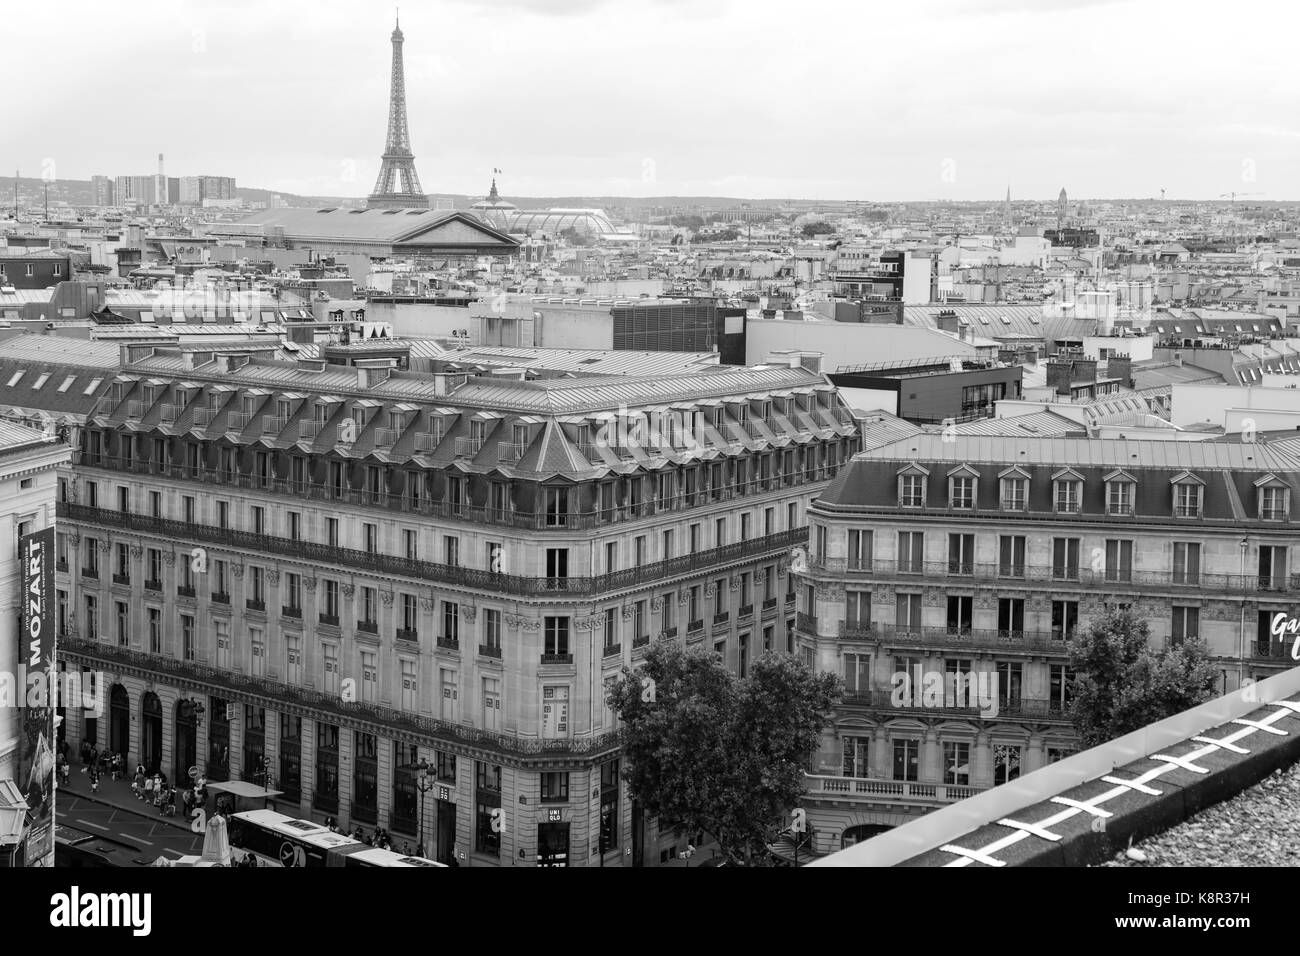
[
  {"xmin": 478, "ymin": 643, "xmax": 501, "ymax": 659},
  {"xmin": 455, "ymin": 437, "xmax": 484, "ymax": 458},
  {"xmin": 59, "ymin": 635, "xmax": 622, "ymax": 759},
  {"xmin": 498, "ymin": 442, "xmax": 527, "ymax": 463},
  {"xmin": 603, "ymin": 643, "xmax": 622, "ymax": 658},
  {"xmin": 841, "ymin": 688, "xmax": 1067, "ymax": 719},
  {"xmin": 807, "ymin": 557, "xmax": 1300, "ymax": 596},
  {"xmin": 838, "ymin": 622, "xmax": 1070, "ymax": 651},
  {"xmin": 802, "ymin": 774, "xmax": 984, "ymax": 805},
  {"xmin": 396, "ymin": 628, "xmax": 418, "ymax": 643},
  {"xmin": 374, "ymin": 427, "xmax": 399, "ymax": 448},
  {"xmin": 413, "ymin": 431, "xmax": 442, "ymax": 453},
  {"xmin": 59, "ymin": 503, "xmax": 805, "ymax": 599}
]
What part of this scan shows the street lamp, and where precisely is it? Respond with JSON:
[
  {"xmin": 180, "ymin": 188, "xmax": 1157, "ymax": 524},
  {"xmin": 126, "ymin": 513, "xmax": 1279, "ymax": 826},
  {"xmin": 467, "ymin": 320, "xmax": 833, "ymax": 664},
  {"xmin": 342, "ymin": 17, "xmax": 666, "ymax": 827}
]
[{"xmin": 414, "ymin": 759, "xmax": 434, "ymax": 858}]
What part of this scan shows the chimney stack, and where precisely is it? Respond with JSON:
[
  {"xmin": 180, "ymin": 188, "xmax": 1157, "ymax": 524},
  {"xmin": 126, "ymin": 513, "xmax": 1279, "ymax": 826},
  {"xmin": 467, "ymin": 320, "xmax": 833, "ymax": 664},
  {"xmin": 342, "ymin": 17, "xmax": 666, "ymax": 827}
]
[{"xmin": 1046, "ymin": 360, "xmax": 1073, "ymax": 396}]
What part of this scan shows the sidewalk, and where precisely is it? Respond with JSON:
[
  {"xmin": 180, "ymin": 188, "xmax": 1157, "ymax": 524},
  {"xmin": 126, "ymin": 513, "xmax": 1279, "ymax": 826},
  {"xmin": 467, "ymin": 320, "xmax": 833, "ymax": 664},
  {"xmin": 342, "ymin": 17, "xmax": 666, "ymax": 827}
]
[{"xmin": 59, "ymin": 766, "xmax": 196, "ymax": 833}]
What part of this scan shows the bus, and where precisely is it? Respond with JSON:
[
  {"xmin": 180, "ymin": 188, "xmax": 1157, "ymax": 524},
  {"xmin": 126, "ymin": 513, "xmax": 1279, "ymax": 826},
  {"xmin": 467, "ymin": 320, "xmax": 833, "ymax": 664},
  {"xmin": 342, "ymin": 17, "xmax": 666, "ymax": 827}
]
[
  {"xmin": 333, "ymin": 845, "xmax": 447, "ymax": 868},
  {"xmin": 227, "ymin": 809, "xmax": 362, "ymax": 867},
  {"xmin": 54, "ymin": 825, "xmax": 150, "ymax": 868}
]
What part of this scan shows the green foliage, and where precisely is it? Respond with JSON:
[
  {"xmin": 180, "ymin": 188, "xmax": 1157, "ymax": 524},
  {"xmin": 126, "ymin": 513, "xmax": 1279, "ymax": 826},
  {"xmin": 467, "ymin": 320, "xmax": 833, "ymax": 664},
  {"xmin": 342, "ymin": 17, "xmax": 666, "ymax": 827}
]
[
  {"xmin": 607, "ymin": 642, "xmax": 840, "ymax": 865},
  {"xmin": 668, "ymin": 214, "xmax": 705, "ymax": 231},
  {"xmin": 800, "ymin": 221, "xmax": 834, "ymax": 238},
  {"xmin": 1066, "ymin": 607, "xmax": 1219, "ymax": 748}
]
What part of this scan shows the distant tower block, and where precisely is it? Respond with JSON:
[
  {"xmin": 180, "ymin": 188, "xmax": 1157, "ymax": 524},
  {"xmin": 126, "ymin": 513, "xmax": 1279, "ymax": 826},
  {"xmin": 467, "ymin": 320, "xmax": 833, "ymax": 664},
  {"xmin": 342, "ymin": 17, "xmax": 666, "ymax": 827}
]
[
  {"xmin": 1057, "ymin": 187, "xmax": 1068, "ymax": 230},
  {"xmin": 368, "ymin": 14, "xmax": 428, "ymax": 209}
]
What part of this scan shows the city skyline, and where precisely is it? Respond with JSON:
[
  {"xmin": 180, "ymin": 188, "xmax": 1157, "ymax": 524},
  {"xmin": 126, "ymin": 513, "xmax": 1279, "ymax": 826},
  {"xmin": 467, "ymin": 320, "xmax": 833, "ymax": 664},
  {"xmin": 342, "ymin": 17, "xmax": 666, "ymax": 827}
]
[{"xmin": 7, "ymin": 0, "xmax": 1299, "ymax": 203}]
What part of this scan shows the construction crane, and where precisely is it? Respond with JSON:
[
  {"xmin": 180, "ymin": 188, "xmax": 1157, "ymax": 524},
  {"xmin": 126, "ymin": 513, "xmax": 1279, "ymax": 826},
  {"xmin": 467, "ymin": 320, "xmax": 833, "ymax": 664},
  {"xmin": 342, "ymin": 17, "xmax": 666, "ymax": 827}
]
[
  {"xmin": 1220, "ymin": 191, "xmax": 1262, "ymax": 204},
  {"xmin": 1219, "ymin": 192, "xmax": 1263, "ymax": 245}
]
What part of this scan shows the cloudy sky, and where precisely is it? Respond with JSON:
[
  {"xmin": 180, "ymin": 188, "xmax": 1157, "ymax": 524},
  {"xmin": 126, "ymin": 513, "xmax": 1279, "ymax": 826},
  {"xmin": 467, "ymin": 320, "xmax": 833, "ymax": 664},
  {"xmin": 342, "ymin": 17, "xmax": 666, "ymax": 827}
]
[{"xmin": 8, "ymin": 0, "xmax": 1298, "ymax": 201}]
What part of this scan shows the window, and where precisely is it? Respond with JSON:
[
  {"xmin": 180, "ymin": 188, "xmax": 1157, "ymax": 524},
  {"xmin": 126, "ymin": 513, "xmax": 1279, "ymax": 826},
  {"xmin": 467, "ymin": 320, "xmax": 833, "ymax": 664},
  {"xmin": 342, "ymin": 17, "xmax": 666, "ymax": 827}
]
[
  {"xmin": 322, "ymin": 643, "xmax": 339, "ymax": 695},
  {"xmin": 895, "ymin": 592, "xmax": 922, "ymax": 630},
  {"xmin": 1051, "ymin": 537, "xmax": 1080, "ymax": 580},
  {"xmin": 996, "ymin": 661, "xmax": 1022, "ymax": 707},
  {"xmin": 1174, "ymin": 482, "xmax": 1203, "ymax": 518},
  {"xmin": 1171, "ymin": 606, "xmax": 1199, "ymax": 645},
  {"xmin": 843, "ymin": 653, "xmax": 870, "ymax": 696},
  {"xmin": 1173, "ymin": 542, "xmax": 1201, "ymax": 585},
  {"xmin": 251, "ymin": 505, "xmax": 264, "ymax": 535},
  {"xmin": 540, "ymin": 771, "xmax": 569, "ymax": 803},
  {"xmin": 360, "ymin": 650, "xmax": 377, "ymax": 703},
  {"xmin": 845, "ymin": 590, "xmax": 871, "ymax": 632},
  {"xmin": 1054, "ymin": 477, "xmax": 1080, "ymax": 512},
  {"xmin": 181, "ymin": 614, "xmax": 194, "ymax": 661},
  {"xmin": 401, "ymin": 593, "xmax": 418, "ymax": 634},
  {"xmin": 1000, "ymin": 476, "xmax": 1028, "ymax": 512},
  {"xmin": 482, "ymin": 676, "xmax": 501, "ymax": 731},
  {"xmin": 1259, "ymin": 485, "xmax": 1288, "ymax": 521},
  {"xmin": 214, "ymin": 619, "xmax": 230, "ymax": 669},
  {"xmin": 1106, "ymin": 479, "xmax": 1135, "ymax": 516},
  {"xmin": 84, "ymin": 537, "xmax": 98, "ymax": 576},
  {"xmin": 899, "ymin": 474, "xmax": 925, "ymax": 508},
  {"xmin": 440, "ymin": 669, "xmax": 458, "ymax": 721},
  {"xmin": 475, "ymin": 761, "xmax": 502, "ymax": 856},
  {"xmin": 892, "ymin": 738, "xmax": 919, "ymax": 782},
  {"xmin": 544, "ymin": 616, "xmax": 569, "ymax": 658},
  {"xmin": 599, "ymin": 760, "xmax": 620, "ymax": 854},
  {"xmin": 149, "ymin": 491, "xmax": 161, "ymax": 518},
  {"xmin": 146, "ymin": 548, "xmax": 162, "ymax": 588},
  {"xmin": 1051, "ymin": 600, "xmax": 1078, "ymax": 642},
  {"xmin": 842, "ymin": 736, "xmax": 870, "ymax": 778},
  {"xmin": 949, "ymin": 475, "xmax": 976, "ymax": 510},
  {"xmin": 403, "ymin": 529, "xmax": 418, "ymax": 560},
  {"xmin": 1049, "ymin": 664, "xmax": 1075, "ymax": 711},
  {"xmin": 739, "ymin": 633, "xmax": 749, "ymax": 678},
  {"xmin": 217, "ymin": 501, "xmax": 228, "ymax": 529},
  {"xmin": 116, "ymin": 601, "xmax": 129, "ymax": 647},
  {"xmin": 545, "ymin": 547, "xmax": 567, "ymax": 582},
  {"xmin": 443, "ymin": 601, "xmax": 460, "ymax": 643},
  {"xmin": 483, "ymin": 608, "xmax": 502, "ymax": 653},
  {"xmin": 715, "ymin": 517, "xmax": 726, "ymax": 547},
  {"xmin": 542, "ymin": 685, "xmax": 569, "ymax": 737},
  {"xmin": 997, "ymin": 598, "xmax": 1024, "ymax": 638},
  {"xmin": 286, "ymin": 635, "xmax": 301, "ymax": 685},
  {"xmin": 898, "ymin": 531, "xmax": 923, "ymax": 573},
  {"xmin": 360, "ymin": 586, "xmax": 377, "ymax": 627},
  {"xmin": 947, "ymin": 595, "xmax": 973, "ymax": 633},
  {"xmin": 1104, "ymin": 539, "xmax": 1134, "ymax": 583},
  {"xmin": 85, "ymin": 595, "xmax": 98, "ymax": 641},
  {"xmin": 661, "ymin": 593, "xmax": 675, "ymax": 633},
  {"xmin": 398, "ymin": 658, "xmax": 418, "ymax": 712},
  {"xmin": 943, "ymin": 742, "xmax": 970, "ymax": 786},
  {"xmin": 326, "ymin": 517, "xmax": 339, "ymax": 548},
  {"xmin": 993, "ymin": 744, "xmax": 1022, "ymax": 785},
  {"xmin": 998, "ymin": 535, "xmax": 1026, "ymax": 578},
  {"xmin": 604, "ymin": 541, "xmax": 617, "ymax": 573},
  {"xmin": 288, "ymin": 512, "xmax": 302, "ymax": 541},
  {"xmin": 444, "ymin": 535, "xmax": 458, "ymax": 566},
  {"xmin": 148, "ymin": 608, "xmax": 161, "ymax": 654},
  {"xmin": 251, "ymin": 628, "xmax": 266, "ymax": 677},
  {"xmin": 847, "ymin": 529, "xmax": 871, "ymax": 570},
  {"xmin": 1259, "ymin": 546, "xmax": 1288, "ymax": 590}
]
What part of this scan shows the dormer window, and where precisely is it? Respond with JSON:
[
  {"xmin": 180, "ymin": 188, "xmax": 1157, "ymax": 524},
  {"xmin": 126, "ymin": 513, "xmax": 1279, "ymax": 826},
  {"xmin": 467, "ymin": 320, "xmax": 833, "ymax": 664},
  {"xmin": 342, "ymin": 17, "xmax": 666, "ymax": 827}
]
[
  {"xmin": 1104, "ymin": 470, "xmax": 1137, "ymax": 516},
  {"xmin": 1052, "ymin": 469, "xmax": 1084, "ymax": 514},
  {"xmin": 947, "ymin": 465, "xmax": 978, "ymax": 510},
  {"xmin": 999, "ymin": 467, "xmax": 1030, "ymax": 512},
  {"xmin": 897, "ymin": 464, "xmax": 929, "ymax": 509},
  {"xmin": 1170, "ymin": 472, "xmax": 1205, "ymax": 518},
  {"xmin": 1256, "ymin": 477, "xmax": 1289, "ymax": 521}
]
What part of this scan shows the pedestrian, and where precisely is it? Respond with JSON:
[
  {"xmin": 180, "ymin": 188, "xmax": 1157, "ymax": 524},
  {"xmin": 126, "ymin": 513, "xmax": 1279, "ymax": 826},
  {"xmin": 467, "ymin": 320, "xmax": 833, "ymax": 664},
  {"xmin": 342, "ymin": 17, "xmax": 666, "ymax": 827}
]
[
  {"xmin": 415, "ymin": 840, "xmax": 425, "ymax": 858},
  {"xmin": 133, "ymin": 769, "xmax": 145, "ymax": 799},
  {"xmin": 89, "ymin": 767, "xmax": 100, "ymax": 794},
  {"xmin": 80, "ymin": 740, "xmax": 91, "ymax": 769}
]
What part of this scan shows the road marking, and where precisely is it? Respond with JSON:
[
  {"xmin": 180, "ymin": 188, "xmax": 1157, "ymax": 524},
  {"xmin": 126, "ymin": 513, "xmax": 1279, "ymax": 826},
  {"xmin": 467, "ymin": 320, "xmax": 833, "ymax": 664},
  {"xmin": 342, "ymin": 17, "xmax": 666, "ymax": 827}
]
[
  {"xmin": 116, "ymin": 833, "xmax": 155, "ymax": 847},
  {"xmin": 74, "ymin": 819, "xmax": 110, "ymax": 831}
]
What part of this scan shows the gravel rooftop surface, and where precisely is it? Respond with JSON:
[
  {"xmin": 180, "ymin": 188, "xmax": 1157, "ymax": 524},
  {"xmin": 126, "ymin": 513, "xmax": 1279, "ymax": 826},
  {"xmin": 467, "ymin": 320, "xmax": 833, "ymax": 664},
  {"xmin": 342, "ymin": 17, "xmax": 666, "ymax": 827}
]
[{"xmin": 1101, "ymin": 760, "xmax": 1300, "ymax": 866}]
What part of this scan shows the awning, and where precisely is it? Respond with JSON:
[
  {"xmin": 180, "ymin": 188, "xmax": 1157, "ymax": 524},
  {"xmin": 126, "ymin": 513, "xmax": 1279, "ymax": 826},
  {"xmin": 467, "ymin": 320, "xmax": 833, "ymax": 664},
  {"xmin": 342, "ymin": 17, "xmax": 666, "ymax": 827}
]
[{"xmin": 206, "ymin": 780, "xmax": 284, "ymax": 801}]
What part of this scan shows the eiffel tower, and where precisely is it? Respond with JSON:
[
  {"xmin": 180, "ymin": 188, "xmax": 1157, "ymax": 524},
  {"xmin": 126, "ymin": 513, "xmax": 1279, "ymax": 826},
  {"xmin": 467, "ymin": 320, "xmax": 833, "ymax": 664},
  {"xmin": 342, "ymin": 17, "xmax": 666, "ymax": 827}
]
[{"xmin": 368, "ymin": 14, "xmax": 428, "ymax": 209}]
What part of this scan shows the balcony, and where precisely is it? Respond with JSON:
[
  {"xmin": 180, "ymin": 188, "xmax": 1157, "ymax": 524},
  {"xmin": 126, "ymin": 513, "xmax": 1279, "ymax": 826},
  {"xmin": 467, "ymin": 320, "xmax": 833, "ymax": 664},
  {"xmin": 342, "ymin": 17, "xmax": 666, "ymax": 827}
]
[
  {"xmin": 212, "ymin": 592, "xmax": 230, "ymax": 605},
  {"xmin": 762, "ymin": 597, "xmax": 778, "ymax": 612},
  {"xmin": 436, "ymin": 636, "xmax": 460, "ymax": 651},
  {"xmin": 263, "ymin": 415, "xmax": 289, "ymax": 435},
  {"xmin": 396, "ymin": 627, "xmax": 418, "ymax": 643},
  {"xmin": 247, "ymin": 599, "xmax": 266, "ymax": 613},
  {"xmin": 112, "ymin": 573, "xmax": 130, "ymax": 586},
  {"xmin": 81, "ymin": 567, "xmax": 99, "ymax": 580},
  {"xmin": 1252, "ymin": 640, "xmax": 1296, "ymax": 660},
  {"xmin": 228, "ymin": 412, "xmax": 250, "ymax": 430},
  {"xmin": 687, "ymin": 619, "xmax": 704, "ymax": 634},
  {"xmin": 541, "ymin": 653, "xmax": 573, "ymax": 665},
  {"xmin": 374, "ymin": 427, "xmax": 399, "ymax": 448},
  {"xmin": 660, "ymin": 627, "xmax": 678, "ymax": 640},
  {"xmin": 478, "ymin": 643, "xmax": 502, "ymax": 659},
  {"xmin": 319, "ymin": 613, "xmax": 340, "ymax": 627},
  {"xmin": 713, "ymin": 611, "xmax": 730, "ymax": 627},
  {"xmin": 498, "ymin": 441, "xmax": 526, "ymax": 463},
  {"xmin": 357, "ymin": 620, "xmax": 378, "ymax": 635},
  {"xmin": 414, "ymin": 431, "xmax": 442, "ymax": 453},
  {"xmin": 796, "ymin": 611, "xmax": 818, "ymax": 633},
  {"xmin": 738, "ymin": 603, "xmax": 754, "ymax": 620},
  {"xmin": 632, "ymin": 634, "xmax": 650, "ymax": 649},
  {"xmin": 803, "ymin": 774, "xmax": 983, "ymax": 807},
  {"xmin": 192, "ymin": 407, "xmax": 216, "ymax": 428},
  {"xmin": 160, "ymin": 403, "xmax": 184, "ymax": 424},
  {"xmin": 806, "ymin": 556, "xmax": 1296, "ymax": 596},
  {"xmin": 841, "ymin": 687, "xmax": 1063, "ymax": 719},
  {"xmin": 299, "ymin": 420, "xmax": 325, "ymax": 441},
  {"xmin": 839, "ymin": 623, "xmax": 1066, "ymax": 652},
  {"xmin": 145, "ymin": 579, "xmax": 162, "ymax": 592},
  {"xmin": 282, "ymin": 605, "xmax": 302, "ymax": 619},
  {"xmin": 177, "ymin": 585, "xmax": 196, "ymax": 598},
  {"xmin": 454, "ymin": 437, "xmax": 484, "ymax": 458},
  {"xmin": 603, "ymin": 643, "xmax": 622, "ymax": 658},
  {"xmin": 1174, "ymin": 504, "xmax": 1201, "ymax": 519},
  {"xmin": 57, "ymin": 504, "xmax": 808, "ymax": 599},
  {"xmin": 59, "ymin": 634, "xmax": 624, "ymax": 760}
]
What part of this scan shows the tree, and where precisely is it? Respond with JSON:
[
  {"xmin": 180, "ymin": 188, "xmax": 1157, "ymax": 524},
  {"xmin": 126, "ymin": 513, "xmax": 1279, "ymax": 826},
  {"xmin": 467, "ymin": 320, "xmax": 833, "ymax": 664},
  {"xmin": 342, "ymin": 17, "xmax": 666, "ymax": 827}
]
[
  {"xmin": 607, "ymin": 642, "xmax": 840, "ymax": 866},
  {"xmin": 800, "ymin": 221, "xmax": 833, "ymax": 238},
  {"xmin": 668, "ymin": 214, "xmax": 705, "ymax": 231},
  {"xmin": 1066, "ymin": 607, "xmax": 1219, "ymax": 748}
]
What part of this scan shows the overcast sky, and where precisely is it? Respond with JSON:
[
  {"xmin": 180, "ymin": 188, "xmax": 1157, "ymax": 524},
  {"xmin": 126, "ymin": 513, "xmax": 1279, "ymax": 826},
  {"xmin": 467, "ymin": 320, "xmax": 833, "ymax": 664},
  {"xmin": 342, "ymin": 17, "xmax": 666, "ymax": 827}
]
[{"xmin": 8, "ymin": 0, "xmax": 1298, "ymax": 201}]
